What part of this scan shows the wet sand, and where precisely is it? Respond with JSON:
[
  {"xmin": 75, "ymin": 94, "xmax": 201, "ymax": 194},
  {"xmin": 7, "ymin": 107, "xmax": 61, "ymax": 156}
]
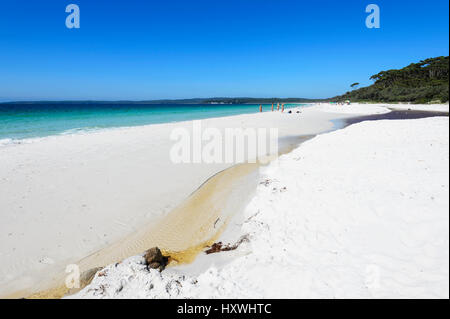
[{"xmin": 344, "ymin": 109, "xmax": 449, "ymax": 126}]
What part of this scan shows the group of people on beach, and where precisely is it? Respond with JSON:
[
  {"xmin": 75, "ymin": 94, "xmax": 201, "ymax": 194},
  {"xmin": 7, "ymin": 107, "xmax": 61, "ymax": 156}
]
[
  {"xmin": 259, "ymin": 103, "xmax": 285, "ymax": 112},
  {"xmin": 334, "ymin": 100, "xmax": 351, "ymax": 106}
]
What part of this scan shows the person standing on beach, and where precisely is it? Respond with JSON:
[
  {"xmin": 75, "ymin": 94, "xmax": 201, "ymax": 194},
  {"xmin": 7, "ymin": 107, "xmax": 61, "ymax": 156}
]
[
  {"xmin": 259, "ymin": 104, "xmax": 262, "ymax": 112},
  {"xmin": 272, "ymin": 103, "xmax": 274, "ymax": 111}
]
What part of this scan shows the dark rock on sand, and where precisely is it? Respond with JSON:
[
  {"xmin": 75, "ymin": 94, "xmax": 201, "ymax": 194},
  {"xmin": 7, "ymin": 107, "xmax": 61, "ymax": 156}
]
[{"xmin": 144, "ymin": 247, "xmax": 169, "ymax": 272}]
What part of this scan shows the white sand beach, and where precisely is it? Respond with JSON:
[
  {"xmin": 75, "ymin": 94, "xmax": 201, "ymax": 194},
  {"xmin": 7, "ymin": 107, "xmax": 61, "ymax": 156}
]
[
  {"xmin": 1, "ymin": 103, "xmax": 448, "ymax": 298},
  {"xmin": 2, "ymin": 0, "xmax": 448, "ymax": 304},
  {"xmin": 71, "ymin": 110, "xmax": 449, "ymax": 299},
  {"xmin": 388, "ymin": 103, "xmax": 449, "ymax": 112}
]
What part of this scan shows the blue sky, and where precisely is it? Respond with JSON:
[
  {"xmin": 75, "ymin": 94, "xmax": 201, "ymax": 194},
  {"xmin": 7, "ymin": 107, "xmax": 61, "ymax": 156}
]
[{"xmin": 0, "ymin": 0, "xmax": 448, "ymax": 101}]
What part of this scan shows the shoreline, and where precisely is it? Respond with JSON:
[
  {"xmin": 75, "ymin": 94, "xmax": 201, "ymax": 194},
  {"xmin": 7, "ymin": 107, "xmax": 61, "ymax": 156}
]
[
  {"xmin": 1, "ymin": 103, "xmax": 447, "ymax": 298},
  {"xmin": 0, "ymin": 103, "xmax": 305, "ymax": 144}
]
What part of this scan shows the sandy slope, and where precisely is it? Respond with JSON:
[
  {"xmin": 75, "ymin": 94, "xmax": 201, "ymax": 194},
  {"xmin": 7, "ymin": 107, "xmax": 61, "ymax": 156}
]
[{"xmin": 72, "ymin": 116, "xmax": 449, "ymax": 299}]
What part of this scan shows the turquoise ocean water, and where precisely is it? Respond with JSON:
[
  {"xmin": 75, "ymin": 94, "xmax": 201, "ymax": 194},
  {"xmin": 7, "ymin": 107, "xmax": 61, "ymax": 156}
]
[{"xmin": 0, "ymin": 103, "xmax": 304, "ymax": 142}]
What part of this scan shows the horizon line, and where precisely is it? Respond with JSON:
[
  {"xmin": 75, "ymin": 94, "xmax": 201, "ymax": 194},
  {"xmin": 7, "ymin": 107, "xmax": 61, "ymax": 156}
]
[{"xmin": 0, "ymin": 97, "xmax": 330, "ymax": 104}]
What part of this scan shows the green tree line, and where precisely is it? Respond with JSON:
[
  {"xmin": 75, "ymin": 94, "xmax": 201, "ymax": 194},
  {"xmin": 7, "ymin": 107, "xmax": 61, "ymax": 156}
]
[{"xmin": 334, "ymin": 56, "xmax": 449, "ymax": 103}]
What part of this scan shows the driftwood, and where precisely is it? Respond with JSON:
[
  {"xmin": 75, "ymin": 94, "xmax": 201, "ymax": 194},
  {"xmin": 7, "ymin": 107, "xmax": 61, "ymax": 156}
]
[{"xmin": 205, "ymin": 235, "xmax": 249, "ymax": 255}]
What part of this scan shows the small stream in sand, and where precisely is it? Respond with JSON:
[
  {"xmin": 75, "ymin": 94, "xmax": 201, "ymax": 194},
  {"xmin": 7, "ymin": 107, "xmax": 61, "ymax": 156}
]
[{"xmin": 16, "ymin": 133, "xmax": 312, "ymax": 298}]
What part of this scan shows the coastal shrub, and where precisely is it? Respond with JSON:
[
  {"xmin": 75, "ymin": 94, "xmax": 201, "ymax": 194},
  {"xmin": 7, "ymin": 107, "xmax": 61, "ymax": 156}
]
[{"xmin": 333, "ymin": 56, "xmax": 449, "ymax": 103}]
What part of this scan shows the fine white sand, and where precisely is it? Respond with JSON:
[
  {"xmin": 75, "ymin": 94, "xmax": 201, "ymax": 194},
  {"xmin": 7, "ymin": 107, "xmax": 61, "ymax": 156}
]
[
  {"xmin": 72, "ymin": 115, "xmax": 449, "ymax": 299},
  {"xmin": 338, "ymin": 102, "xmax": 449, "ymax": 113},
  {"xmin": 309, "ymin": 102, "xmax": 392, "ymax": 114},
  {"xmin": 1, "ymin": 104, "xmax": 394, "ymax": 297},
  {"xmin": 387, "ymin": 103, "xmax": 449, "ymax": 113},
  {"xmin": 312, "ymin": 102, "xmax": 449, "ymax": 113}
]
